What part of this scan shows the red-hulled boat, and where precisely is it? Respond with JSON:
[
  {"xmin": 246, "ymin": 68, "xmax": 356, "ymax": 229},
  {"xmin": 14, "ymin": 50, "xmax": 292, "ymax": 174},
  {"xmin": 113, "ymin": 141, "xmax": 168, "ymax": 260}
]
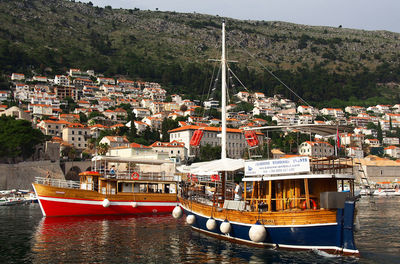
[{"xmin": 33, "ymin": 156, "xmax": 179, "ymax": 217}]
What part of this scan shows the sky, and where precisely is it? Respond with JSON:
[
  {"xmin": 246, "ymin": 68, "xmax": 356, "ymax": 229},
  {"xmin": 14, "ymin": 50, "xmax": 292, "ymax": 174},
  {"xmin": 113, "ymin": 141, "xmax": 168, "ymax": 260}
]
[{"xmin": 82, "ymin": 0, "xmax": 400, "ymax": 33}]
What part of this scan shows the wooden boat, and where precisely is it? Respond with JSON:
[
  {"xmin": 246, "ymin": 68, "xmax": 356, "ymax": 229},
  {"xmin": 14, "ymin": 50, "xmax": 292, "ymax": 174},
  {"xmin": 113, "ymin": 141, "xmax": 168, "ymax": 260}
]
[
  {"xmin": 33, "ymin": 156, "xmax": 179, "ymax": 217},
  {"xmin": 176, "ymin": 156, "xmax": 358, "ymax": 255},
  {"xmin": 172, "ymin": 20, "xmax": 359, "ymax": 255}
]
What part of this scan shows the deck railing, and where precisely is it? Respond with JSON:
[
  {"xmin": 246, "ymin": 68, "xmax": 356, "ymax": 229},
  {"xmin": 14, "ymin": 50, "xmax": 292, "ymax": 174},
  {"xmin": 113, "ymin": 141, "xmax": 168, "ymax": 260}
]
[
  {"xmin": 97, "ymin": 170, "xmax": 180, "ymax": 182},
  {"xmin": 35, "ymin": 177, "xmax": 80, "ymax": 189}
]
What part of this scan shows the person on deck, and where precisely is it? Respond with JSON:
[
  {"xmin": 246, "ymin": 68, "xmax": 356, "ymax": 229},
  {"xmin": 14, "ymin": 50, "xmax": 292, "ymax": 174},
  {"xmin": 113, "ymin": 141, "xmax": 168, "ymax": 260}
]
[
  {"xmin": 109, "ymin": 165, "xmax": 115, "ymax": 176},
  {"xmin": 234, "ymin": 181, "xmax": 243, "ymax": 201}
]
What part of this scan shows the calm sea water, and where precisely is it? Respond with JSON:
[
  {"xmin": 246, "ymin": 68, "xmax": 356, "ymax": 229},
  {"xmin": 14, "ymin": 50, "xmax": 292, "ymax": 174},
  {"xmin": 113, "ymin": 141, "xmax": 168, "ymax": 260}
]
[{"xmin": 0, "ymin": 197, "xmax": 399, "ymax": 264}]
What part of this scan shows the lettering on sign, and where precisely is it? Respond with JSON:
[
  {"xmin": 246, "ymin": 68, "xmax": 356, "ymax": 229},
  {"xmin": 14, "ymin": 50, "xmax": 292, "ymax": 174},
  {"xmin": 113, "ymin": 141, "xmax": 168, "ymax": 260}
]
[
  {"xmin": 261, "ymin": 219, "xmax": 275, "ymax": 225},
  {"xmin": 245, "ymin": 157, "xmax": 310, "ymax": 176}
]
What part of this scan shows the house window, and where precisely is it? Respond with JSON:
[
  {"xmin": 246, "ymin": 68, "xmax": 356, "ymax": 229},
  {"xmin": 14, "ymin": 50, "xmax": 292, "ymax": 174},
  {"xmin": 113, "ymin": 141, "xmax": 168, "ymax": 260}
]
[
  {"xmin": 72, "ymin": 137, "xmax": 74, "ymax": 141},
  {"xmin": 72, "ymin": 131, "xmax": 75, "ymax": 135}
]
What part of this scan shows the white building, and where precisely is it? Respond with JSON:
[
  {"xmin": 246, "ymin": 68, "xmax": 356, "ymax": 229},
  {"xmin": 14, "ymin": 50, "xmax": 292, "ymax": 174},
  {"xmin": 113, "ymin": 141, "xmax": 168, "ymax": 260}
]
[
  {"xmin": 99, "ymin": 136, "xmax": 130, "ymax": 149},
  {"xmin": 384, "ymin": 146, "xmax": 400, "ymax": 159},
  {"xmin": 150, "ymin": 140, "xmax": 187, "ymax": 163},
  {"xmin": 0, "ymin": 91, "xmax": 9, "ymax": 101},
  {"xmin": 62, "ymin": 124, "xmax": 90, "ymax": 149},
  {"xmin": 0, "ymin": 106, "xmax": 31, "ymax": 121},
  {"xmin": 382, "ymin": 137, "xmax": 400, "ymax": 146},
  {"xmin": 346, "ymin": 147, "xmax": 364, "ymax": 159},
  {"xmin": 168, "ymin": 125, "xmax": 264, "ymax": 159},
  {"xmin": 54, "ymin": 75, "xmax": 70, "ymax": 86},
  {"xmin": 33, "ymin": 76, "xmax": 48, "ymax": 83},
  {"xmin": 11, "ymin": 73, "xmax": 25, "ymax": 81},
  {"xmin": 204, "ymin": 100, "xmax": 219, "ymax": 109},
  {"xmin": 298, "ymin": 141, "xmax": 334, "ymax": 158}
]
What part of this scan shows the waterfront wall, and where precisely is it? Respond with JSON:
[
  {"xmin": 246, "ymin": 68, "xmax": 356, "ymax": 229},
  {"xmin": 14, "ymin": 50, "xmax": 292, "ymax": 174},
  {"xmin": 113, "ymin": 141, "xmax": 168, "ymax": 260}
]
[
  {"xmin": 0, "ymin": 161, "xmax": 65, "ymax": 190},
  {"xmin": 361, "ymin": 165, "xmax": 400, "ymax": 183}
]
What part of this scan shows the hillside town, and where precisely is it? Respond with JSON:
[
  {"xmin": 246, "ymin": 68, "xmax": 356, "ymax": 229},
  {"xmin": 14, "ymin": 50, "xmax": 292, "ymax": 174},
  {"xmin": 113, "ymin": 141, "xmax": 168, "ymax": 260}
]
[{"xmin": 1, "ymin": 68, "xmax": 400, "ymax": 181}]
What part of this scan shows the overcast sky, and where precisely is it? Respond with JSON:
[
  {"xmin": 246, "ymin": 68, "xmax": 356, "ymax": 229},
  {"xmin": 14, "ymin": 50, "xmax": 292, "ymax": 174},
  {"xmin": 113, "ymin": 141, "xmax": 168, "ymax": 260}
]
[{"xmin": 82, "ymin": 0, "xmax": 400, "ymax": 33}]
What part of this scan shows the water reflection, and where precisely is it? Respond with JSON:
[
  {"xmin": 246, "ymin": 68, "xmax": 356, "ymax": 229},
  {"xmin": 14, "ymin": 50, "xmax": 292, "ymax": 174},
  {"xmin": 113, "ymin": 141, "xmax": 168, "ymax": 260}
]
[
  {"xmin": 30, "ymin": 214, "xmax": 364, "ymax": 264},
  {"xmin": 3, "ymin": 198, "xmax": 399, "ymax": 263}
]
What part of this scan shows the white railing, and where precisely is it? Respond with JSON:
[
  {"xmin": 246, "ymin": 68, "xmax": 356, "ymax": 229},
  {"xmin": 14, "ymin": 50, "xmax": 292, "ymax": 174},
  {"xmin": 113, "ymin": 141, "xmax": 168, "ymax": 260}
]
[
  {"xmin": 34, "ymin": 177, "xmax": 80, "ymax": 189},
  {"xmin": 97, "ymin": 170, "xmax": 180, "ymax": 182}
]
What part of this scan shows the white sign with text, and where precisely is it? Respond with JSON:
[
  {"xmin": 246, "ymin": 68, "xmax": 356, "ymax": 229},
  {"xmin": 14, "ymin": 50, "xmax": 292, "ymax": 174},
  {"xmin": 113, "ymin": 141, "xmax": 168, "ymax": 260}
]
[{"xmin": 245, "ymin": 157, "xmax": 310, "ymax": 176}]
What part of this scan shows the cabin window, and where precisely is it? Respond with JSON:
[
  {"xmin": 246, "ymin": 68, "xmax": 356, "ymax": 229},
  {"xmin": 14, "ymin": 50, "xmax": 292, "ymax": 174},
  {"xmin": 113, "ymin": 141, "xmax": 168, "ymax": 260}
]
[{"xmin": 119, "ymin": 182, "xmax": 133, "ymax": 193}]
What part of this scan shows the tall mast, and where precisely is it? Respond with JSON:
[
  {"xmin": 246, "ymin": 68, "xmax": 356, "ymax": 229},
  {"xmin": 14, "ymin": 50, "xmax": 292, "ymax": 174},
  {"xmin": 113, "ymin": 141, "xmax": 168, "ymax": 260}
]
[{"xmin": 221, "ymin": 20, "xmax": 227, "ymax": 159}]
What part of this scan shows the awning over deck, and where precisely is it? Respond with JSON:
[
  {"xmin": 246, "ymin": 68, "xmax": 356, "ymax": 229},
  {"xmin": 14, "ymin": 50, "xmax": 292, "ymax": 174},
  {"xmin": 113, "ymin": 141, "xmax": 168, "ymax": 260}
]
[
  {"xmin": 177, "ymin": 158, "xmax": 245, "ymax": 175},
  {"xmin": 243, "ymin": 173, "xmax": 355, "ymax": 182},
  {"xmin": 245, "ymin": 124, "xmax": 351, "ymax": 136},
  {"xmin": 91, "ymin": 155, "xmax": 173, "ymax": 165}
]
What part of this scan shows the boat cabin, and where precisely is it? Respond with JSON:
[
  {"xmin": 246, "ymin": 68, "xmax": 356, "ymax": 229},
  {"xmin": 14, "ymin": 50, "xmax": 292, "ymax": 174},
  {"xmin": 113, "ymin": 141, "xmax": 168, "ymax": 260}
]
[
  {"xmin": 242, "ymin": 156, "xmax": 355, "ymax": 212},
  {"xmin": 79, "ymin": 171, "xmax": 177, "ymax": 196}
]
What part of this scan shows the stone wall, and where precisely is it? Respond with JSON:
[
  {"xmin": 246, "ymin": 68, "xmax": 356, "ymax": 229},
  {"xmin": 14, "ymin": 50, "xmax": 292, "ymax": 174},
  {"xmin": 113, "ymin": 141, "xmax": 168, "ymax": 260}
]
[
  {"xmin": 362, "ymin": 165, "xmax": 400, "ymax": 183},
  {"xmin": 0, "ymin": 161, "xmax": 65, "ymax": 190}
]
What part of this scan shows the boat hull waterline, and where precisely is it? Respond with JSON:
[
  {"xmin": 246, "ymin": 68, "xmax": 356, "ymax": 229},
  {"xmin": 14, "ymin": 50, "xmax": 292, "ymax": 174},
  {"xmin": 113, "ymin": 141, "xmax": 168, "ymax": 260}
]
[
  {"xmin": 180, "ymin": 202, "xmax": 359, "ymax": 255},
  {"xmin": 33, "ymin": 184, "xmax": 177, "ymax": 217}
]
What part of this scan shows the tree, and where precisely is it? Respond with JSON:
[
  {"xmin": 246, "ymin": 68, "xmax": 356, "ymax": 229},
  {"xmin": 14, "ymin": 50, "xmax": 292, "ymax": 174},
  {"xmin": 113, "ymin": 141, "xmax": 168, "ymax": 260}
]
[
  {"xmin": 180, "ymin": 104, "xmax": 188, "ymax": 112},
  {"xmin": 97, "ymin": 143, "xmax": 110, "ymax": 155},
  {"xmin": 0, "ymin": 116, "xmax": 45, "ymax": 161},
  {"xmin": 61, "ymin": 146, "xmax": 78, "ymax": 160},
  {"xmin": 377, "ymin": 123, "xmax": 383, "ymax": 143},
  {"xmin": 79, "ymin": 112, "xmax": 88, "ymax": 124},
  {"xmin": 61, "ymin": 97, "xmax": 77, "ymax": 113},
  {"xmin": 88, "ymin": 111, "xmax": 105, "ymax": 120},
  {"xmin": 161, "ymin": 118, "xmax": 179, "ymax": 141},
  {"xmin": 198, "ymin": 144, "xmax": 221, "ymax": 161},
  {"xmin": 233, "ymin": 102, "xmax": 254, "ymax": 113}
]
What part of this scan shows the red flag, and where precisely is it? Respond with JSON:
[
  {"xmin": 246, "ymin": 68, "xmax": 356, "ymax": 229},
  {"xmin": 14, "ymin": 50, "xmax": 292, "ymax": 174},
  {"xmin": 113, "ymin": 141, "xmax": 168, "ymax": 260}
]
[{"xmin": 336, "ymin": 129, "xmax": 341, "ymax": 149}]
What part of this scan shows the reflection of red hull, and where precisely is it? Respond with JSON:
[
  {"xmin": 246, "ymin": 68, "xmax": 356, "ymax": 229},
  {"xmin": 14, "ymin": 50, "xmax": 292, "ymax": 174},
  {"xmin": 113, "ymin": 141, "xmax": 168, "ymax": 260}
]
[{"xmin": 33, "ymin": 183, "xmax": 177, "ymax": 217}]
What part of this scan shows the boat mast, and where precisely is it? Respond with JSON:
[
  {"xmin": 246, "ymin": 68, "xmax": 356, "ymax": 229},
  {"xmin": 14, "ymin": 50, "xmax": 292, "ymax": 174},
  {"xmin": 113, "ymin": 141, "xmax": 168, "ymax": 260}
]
[{"xmin": 221, "ymin": 20, "xmax": 227, "ymax": 159}]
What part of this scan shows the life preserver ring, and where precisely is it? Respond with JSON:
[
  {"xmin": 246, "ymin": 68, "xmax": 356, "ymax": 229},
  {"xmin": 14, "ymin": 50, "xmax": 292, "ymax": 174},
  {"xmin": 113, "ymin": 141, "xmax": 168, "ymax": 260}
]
[
  {"xmin": 302, "ymin": 199, "xmax": 317, "ymax": 210},
  {"xmin": 131, "ymin": 172, "xmax": 139, "ymax": 180}
]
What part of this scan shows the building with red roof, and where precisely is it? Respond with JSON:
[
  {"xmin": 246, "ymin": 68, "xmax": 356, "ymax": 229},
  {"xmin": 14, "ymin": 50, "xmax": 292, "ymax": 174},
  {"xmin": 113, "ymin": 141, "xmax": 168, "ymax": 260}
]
[{"xmin": 168, "ymin": 125, "xmax": 263, "ymax": 158}]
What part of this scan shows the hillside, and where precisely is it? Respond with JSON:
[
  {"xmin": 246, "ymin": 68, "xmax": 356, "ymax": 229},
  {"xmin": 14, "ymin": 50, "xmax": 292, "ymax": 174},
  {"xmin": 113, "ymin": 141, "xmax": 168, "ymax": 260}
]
[{"xmin": 1, "ymin": 0, "xmax": 400, "ymax": 106}]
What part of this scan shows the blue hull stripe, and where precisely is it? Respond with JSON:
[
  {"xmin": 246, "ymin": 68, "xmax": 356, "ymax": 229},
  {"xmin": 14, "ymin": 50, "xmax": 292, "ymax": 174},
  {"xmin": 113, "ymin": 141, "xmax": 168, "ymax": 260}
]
[{"xmin": 182, "ymin": 205, "xmax": 359, "ymax": 254}]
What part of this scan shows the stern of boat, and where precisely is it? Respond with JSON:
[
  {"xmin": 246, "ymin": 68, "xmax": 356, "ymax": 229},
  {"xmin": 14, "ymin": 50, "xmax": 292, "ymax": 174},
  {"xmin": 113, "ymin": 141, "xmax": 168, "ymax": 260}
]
[{"xmin": 336, "ymin": 199, "xmax": 359, "ymax": 255}]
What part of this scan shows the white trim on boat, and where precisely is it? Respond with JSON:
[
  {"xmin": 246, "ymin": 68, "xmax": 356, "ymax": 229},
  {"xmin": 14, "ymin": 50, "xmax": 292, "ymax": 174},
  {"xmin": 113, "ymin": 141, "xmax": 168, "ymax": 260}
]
[
  {"xmin": 38, "ymin": 196, "xmax": 177, "ymax": 207},
  {"xmin": 32, "ymin": 184, "xmax": 46, "ymax": 216},
  {"xmin": 193, "ymin": 226, "xmax": 359, "ymax": 254},
  {"xmin": 192, "ymin": 226, "xmax": 277, "ymax": 247}
]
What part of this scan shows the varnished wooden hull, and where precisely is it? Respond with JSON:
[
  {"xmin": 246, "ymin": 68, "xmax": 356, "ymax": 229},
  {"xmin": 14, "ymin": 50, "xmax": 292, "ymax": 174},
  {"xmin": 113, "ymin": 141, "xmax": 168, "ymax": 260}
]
[
  {"xmin": 33, "ymin": 183, "xmax": 178, "ymax": 217},
  {"xmin": 180, "ymin": 198, "xmax": 359, "ymax": 255}
]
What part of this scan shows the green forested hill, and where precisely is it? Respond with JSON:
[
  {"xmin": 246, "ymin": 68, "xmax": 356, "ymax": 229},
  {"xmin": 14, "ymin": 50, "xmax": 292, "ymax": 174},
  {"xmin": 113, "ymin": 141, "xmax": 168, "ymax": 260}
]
[{"xmin": 1, "ymin": 0, "xmax": 400, "ymax": 107}]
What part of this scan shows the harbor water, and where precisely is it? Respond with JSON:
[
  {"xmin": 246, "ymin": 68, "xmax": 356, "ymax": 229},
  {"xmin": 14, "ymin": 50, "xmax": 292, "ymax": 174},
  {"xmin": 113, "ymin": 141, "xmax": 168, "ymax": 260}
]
[{"xmin": 0, "ymin": 197, "xmax": 399, "ymax": 264}]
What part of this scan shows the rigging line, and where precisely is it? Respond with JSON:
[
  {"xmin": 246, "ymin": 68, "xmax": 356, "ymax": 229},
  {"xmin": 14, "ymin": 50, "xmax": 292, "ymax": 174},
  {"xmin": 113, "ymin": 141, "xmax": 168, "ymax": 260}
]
[
  {"xmin": 201, "ymin": 41, "xmax": 221, "ymax": 118},
  {"xmin": 208, "ymin": 65, "xmax": 221, "ymax": 119},
  {"xmin": 232, "ymin": 39, "xmax": 328, "ymax": 122},
  {"xmin": 202, "ymin": 61, "xmax": 220, "ymax": 119},
  {"xmin": 227, "ymin": 65, "xmax": 250, "ymax": 93},
  {"xmin": 226, "ymin": 62, "xmax": 232, "ymax": 104}
]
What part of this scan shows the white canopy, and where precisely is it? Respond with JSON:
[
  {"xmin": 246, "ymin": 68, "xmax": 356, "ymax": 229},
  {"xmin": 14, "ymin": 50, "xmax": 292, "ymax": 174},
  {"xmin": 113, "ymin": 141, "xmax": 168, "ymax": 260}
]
[
  {"xmin": 91, "ymin": 155, "xmax": 172, "ymax": 165},
  {"xmin": 177, "ymin": 158, "xmax": 245, "ymax": 175}
]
